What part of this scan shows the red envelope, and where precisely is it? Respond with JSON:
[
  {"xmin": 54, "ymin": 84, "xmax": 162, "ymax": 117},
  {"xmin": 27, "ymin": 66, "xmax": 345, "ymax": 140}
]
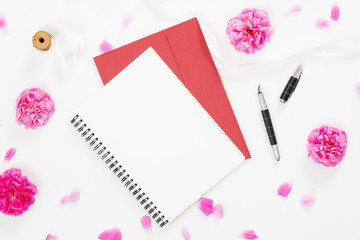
[{"xmin": 94, "ymin": 18, "xmax": 250, "ymax": 159}]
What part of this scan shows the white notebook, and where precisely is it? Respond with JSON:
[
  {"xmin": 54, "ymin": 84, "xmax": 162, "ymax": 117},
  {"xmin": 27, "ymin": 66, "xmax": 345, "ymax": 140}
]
[{"xmin": 70, "ymin": 48, "xmax": 245, "ymax": 227}]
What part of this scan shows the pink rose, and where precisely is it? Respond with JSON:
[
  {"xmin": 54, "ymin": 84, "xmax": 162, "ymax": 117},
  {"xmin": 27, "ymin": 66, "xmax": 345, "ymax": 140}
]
[
  {"xmin": 226, "ymin": 8, "xmax": 273, "ymax": 54},
  {"xmin": 0, "ymin": 168, "xmax": 38, "ymax": 216},
  {"xmin": 15, "ymin": 88, "xmax": 55, "ymax": 129},
  {"xmin": 307, "ymin": 126, "xmax": 347, "ymax": 167}
]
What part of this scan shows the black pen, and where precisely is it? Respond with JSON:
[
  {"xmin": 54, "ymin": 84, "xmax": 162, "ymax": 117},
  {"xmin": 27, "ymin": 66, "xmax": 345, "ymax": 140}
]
[
  {"xmin": 258, "ymin": 85, "xmax": 280, "ymax": 161},
  {"xmin": 280, "ymin": 64, "xmax": 303, "ymax": 103}
]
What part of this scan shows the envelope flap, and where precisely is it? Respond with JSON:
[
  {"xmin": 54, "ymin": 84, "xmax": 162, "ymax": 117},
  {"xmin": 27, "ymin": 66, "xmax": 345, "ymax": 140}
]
[
  {"xmin": 94, "ymin": 29, "xmax": 183, "ymax": 85},
  {"xmin": 165, "ymin": 18, "xmax": 250, "ymax": 159}
]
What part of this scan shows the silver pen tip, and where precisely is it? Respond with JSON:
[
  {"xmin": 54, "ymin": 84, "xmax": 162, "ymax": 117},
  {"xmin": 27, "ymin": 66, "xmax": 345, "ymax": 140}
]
[
  {"xmin": 258, "ymin": 84, "xmax": 262, "ymax": 94},
  {"xmin": 292, "ymin": 64, "xmax": 303, "ymax": 79},
  {"xmin": 272, "ymin": 145, "xmax": 280, "ymax": 161}
]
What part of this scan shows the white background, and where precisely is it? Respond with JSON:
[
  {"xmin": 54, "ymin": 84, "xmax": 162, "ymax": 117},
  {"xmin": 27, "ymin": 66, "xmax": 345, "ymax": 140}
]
[{"xmin": 1, "ymin": 0, "xmax": 360, "ymax": 239}]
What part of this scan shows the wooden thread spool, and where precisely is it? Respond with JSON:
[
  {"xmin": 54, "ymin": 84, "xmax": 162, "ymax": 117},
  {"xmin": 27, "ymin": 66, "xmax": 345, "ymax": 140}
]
[{"xmin": 32, "ymin": 31, "xmax": 52, "ymax": 51}]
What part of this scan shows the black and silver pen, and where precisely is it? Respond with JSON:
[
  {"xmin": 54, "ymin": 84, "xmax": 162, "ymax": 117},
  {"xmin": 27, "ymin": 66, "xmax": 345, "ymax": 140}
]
[
  {"xmin": 258, "ymin": 85, "xmax": 280, "ymax": 161},
  {"xmin": 280, "ymin": 64, "xmax": 303, "ymax": 103}
]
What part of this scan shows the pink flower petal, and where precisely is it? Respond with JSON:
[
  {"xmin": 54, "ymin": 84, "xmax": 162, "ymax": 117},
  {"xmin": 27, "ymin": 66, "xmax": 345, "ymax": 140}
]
[
  {"xmin": 99, "ymin": 40, "xmax": 114, "ymax": 53},
  {"xmin": 181, "ymin": 227, "xmax": 191, "ymax": 240},
  {"xmin": 98, "ymin": 228, "xmax": 122, "ymax": 240},
  {"xmin": 356, "ymin": 82, "xmax": 360, "ymax": 95},
  {"xmin": 315, "ymin": 18, "xmax": 330, "ymax": 29},
  {"xmin": 213, "ymin": 204, "xmax": 223, "ymax": 219},
  {"xmin": 277, "ymin": 181, "xmax": 293, "ymax": 198},
  {"xmin": 4, "ymin": 147, "xmax": 16, "ymax": 162},
  {"xmin": 140, "ymin": 215, "xmax": 152, "ymax": 233},
  {"xmin": 331, "ymin": 3, "xmax": 340, "ymax": 21},
  {"xmin": 301, "ymin": 191, "xmax": 316, "ymax": 209},
  {"xmin": 122, "ymin": 15, "xmax": 133, "ymax": 27},
  {"xmin": 0, "ymin": 15, "xmax": 6, "ymax": 30},
  {"xmin": 240, "ymin": 230, "xmax": 258, "ymax": 239},
  {"xmin": 288, "ymin": 5, "xmax": 302, "ymax": 13},
  {"xmin": 60, "ymin": 188, "xmax": 80, "ymax": 205},
  {"xmin": 197, "ymin": 197, "xmax": 214, "ymax": 216},
  {"xmin": 46, "ymin": 234, "xmax": 58, "ymax": 240}
]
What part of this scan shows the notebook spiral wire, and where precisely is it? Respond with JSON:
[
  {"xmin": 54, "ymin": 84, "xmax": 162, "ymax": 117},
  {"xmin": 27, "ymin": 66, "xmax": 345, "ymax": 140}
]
[{"xmin": 71, "ymin": 115, "xmax": 168, "ymax": 227}]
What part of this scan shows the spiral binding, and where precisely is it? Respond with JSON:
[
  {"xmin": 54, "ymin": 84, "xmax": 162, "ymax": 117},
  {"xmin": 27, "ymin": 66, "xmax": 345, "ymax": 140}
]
[{"xmin": 71, "ymin": 114, "xmax": 169, "ymax": 227}]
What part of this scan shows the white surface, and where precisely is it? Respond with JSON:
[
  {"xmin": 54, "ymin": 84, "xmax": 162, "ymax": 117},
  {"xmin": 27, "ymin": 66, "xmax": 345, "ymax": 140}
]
[
  {"xmin": 75, "ymin": 47, "xmax": 244, "ymax": 223},
  {"xmin": 0, "ymin": 0, "xmax": 360, "ymax": 239}
]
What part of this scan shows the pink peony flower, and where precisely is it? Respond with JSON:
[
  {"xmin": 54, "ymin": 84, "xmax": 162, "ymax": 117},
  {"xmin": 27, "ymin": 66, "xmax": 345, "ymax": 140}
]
[
  {"xmin": 15, "ymin": 88, "xmax": 55, "ymax": 129},
  {"xmin": 307, "ymin": 126, "xmax": 347, "ymax": 167},
  {"xmin": 0, "ymin": 168, "xmax": 38, "ymax": 216},
  {"xmin": 226, "ymin": 8, "xmax": 273, "ymax": 54}
]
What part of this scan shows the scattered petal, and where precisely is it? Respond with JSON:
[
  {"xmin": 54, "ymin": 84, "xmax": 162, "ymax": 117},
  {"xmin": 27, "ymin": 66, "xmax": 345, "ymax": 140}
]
[
  {"xmin": 60, "ymin": 188, "xmax": 80, "ymax": 205},
  {"xmin": 46, "ymin": 234, "xmax": 58, "ymax": 240},
  {"xmin": 213, "ymin": 204, "xmax": 223, "ymax": 219},
  {"xmin": 140, "ymin": 215, "xmax": 152, "ymax": 233},
  {"xmin": 277, "ymin": 181, "xmax": 293, "ymax": 198},
  {"xmin": 4, "ymin": 148, "xmax": 16, "ymax": 162},
  {"xmin": 181, "ymin": 227, "xmax": 191, "ymax": 240},
  {"xmin": 356, "ymin": 82, "xmax": 360, "ymax": 95},
  {"xmin": 122, "ymin": 15, "xmax": 133, "ymax": 27},
  {"xmin": 197, "ymin": 198, "xmax": 214, "ymax": 216},
  {"xmin": 315, "ymin": 18, "xmax": 330, "ymax": 29},
  {"xmin": 240, "ymin": 230, "xmax": 258, "ymax": 239},
  {"xmin": 99, "ymin": 40, "xmax": 114, "ymax": 53},
  {"xmin": 98, "ymin": 228, "xmax": 122, "ymax": 240},
  {"xmin": 331, "ymin": 3, "xmax": 340, "ymax": 21},
  {"xmin": 0, "ymin": 15, "xmax": 6, "ymax": 30},
  {"xmin": 287, "ymin": 5, "xmax": 302, "ymax": 13},
  {"xmin": 301, "ymin": 191, "xmax": 316, "ymax": 209}
]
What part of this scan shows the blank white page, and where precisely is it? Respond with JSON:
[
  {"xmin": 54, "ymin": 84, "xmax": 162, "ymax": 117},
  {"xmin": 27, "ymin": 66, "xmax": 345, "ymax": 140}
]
[{"xmin": 76, "ymin": 47, "xmax": 245, "ymax": 224}]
